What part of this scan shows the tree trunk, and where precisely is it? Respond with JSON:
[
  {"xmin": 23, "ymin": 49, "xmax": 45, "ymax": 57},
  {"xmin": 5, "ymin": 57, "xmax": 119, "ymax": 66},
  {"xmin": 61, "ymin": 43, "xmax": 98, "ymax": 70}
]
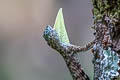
[
  {"xmin": 92, "ymin": 0, "xmax": 120, "ymax": 79},
  {"xmin": 43, "ymin": 0, "xmax": 120, "ymax": 80}
]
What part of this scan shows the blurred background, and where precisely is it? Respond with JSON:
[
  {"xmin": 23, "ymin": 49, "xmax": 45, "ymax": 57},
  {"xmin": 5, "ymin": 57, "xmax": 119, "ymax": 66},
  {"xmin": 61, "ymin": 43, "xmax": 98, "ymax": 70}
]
[{"xmin": 0, "ymin": 0, "xmax": 95, "ymax": 80}]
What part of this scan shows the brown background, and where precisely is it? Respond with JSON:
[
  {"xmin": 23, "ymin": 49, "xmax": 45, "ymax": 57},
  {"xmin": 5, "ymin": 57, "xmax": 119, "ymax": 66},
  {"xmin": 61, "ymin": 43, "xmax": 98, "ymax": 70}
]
[{"xmin": 0, "ymin": 0, "xmax": 94, "ymax": 80}]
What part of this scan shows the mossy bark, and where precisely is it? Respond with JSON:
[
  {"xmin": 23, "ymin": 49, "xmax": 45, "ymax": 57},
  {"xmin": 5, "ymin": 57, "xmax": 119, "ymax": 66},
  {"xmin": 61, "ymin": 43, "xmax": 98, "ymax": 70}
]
[
  {"xmin": 43, "ymin": 0, "xmax": 120, "ymax": 80},
  {"xmin": 92, "ymin": 0, "xmax": 120, "ymax": 79}
]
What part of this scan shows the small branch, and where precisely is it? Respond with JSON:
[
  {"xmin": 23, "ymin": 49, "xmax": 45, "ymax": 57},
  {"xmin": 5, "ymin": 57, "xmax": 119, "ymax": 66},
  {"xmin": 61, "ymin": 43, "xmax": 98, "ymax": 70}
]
[
  {"xmin": 43, "ymin": 25, "xmax": 90, "ymax": 80},
  {"xmin": 43, "ymin": 0, "xmax": 120, "ymax": 79},
  {"xmin": 43, "ymin": 25, "xmax": 68, "ymax": 53},
  {"xmin": 70, "ymin": 40, "xmax": 95, "ymax": 53},
  {"xmin": 43, "ymin": 25, "xmax": 95, "ymax": 53}
]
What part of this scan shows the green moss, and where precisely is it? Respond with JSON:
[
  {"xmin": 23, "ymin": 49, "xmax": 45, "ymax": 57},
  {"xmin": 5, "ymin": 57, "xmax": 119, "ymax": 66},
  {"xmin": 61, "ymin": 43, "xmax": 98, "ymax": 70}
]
[{"xmin": 92, "ymin": 0, "xmax": 120, "ymax": 21}]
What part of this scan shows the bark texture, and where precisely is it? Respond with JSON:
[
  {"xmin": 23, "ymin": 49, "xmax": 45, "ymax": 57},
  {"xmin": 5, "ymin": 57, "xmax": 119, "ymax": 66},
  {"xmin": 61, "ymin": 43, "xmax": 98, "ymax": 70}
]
[
  {"xmin": 92, "ymin": 0, "xmax": 120, "ymax": 79},
  {"xmin": 43, "ymin": 25, "xmax": 95, "ymax": 80},
  {"xmin": 43, "ymin": 0, "xmax": 120, "ymax": 80}
]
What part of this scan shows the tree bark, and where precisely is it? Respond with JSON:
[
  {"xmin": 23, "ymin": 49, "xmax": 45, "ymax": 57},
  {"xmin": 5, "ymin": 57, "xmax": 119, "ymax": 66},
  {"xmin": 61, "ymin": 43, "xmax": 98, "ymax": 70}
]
[
  {"xmin": 43, "ymin": 25, "xmax": 95, "ymax": 80},
  {"xmin": 92, "ymin": 0, "xmax": 120, "ymax": 79},
  {"xmin": 43, "ymin": 0, "xmax": 120, "ymax": 80}
]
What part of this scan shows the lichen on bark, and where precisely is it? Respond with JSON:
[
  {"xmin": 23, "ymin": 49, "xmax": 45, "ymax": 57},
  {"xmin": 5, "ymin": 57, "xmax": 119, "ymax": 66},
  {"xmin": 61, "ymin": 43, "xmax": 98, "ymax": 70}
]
[
  {"xmin": 43, "ymin": 0, "xmax": 120, "ymax": 80},
  {"xmin": 92, "ymin": 0, "xmax": 120, "ymax": 79},
  {"xmin": 43, "ymin": 25, "xmax": 94, "ymax": 80}
]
